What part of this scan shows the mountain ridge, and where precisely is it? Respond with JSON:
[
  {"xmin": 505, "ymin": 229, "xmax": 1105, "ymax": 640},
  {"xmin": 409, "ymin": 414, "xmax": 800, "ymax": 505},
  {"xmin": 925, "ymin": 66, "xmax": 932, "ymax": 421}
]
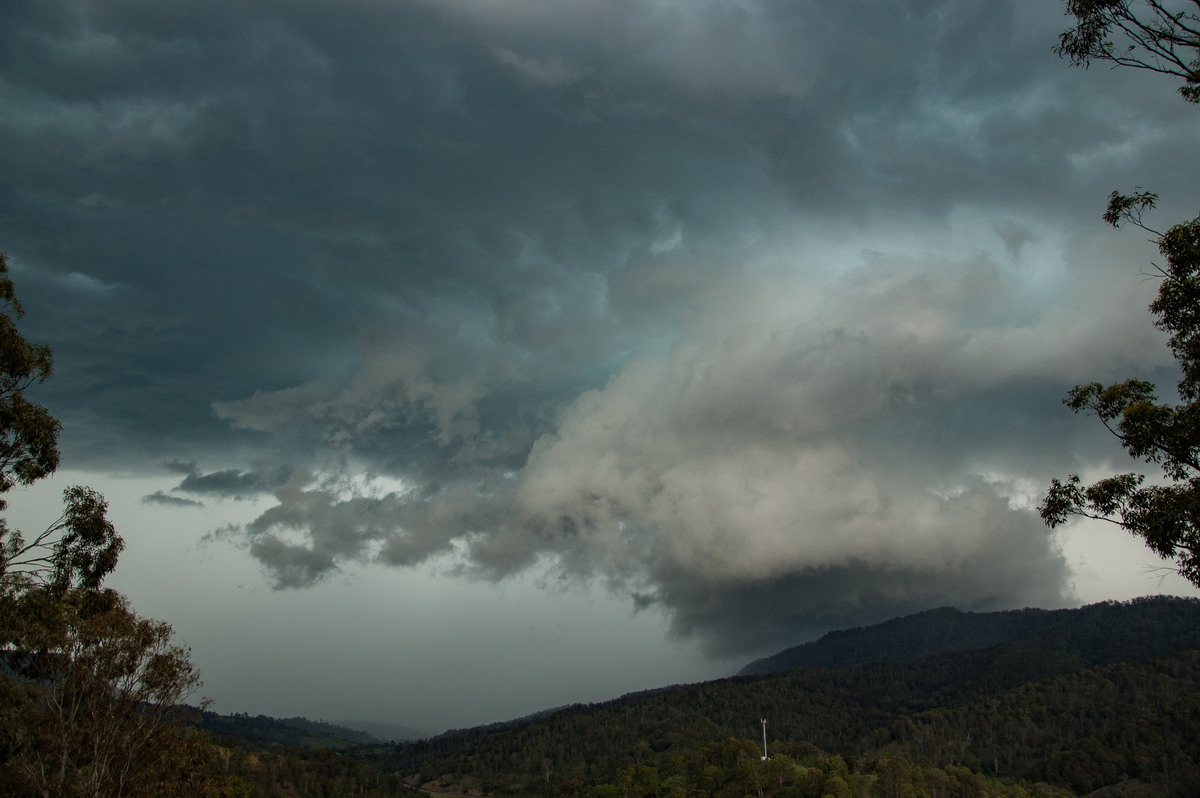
[
  {"xmin": 737, "ymin": 595, "xmax": 1200, "ymax": 676},
  {"xmin": 361, "ymin": 595, "xmax": 1200, "ymax": 796}
]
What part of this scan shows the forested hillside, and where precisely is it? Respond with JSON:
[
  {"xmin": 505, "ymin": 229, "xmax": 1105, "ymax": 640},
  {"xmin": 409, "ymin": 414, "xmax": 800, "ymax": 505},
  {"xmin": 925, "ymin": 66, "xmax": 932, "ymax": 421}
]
[
  {"xmin": 739, "ymin": 596, "xmax": 1200, "ymax": 675},
  {"xmin": 368, "ymin": 597, "xmax": 1200, "ymax": 797},
  {"xmin": 199, "ymin": 711, "xmax": 385, "ymax": 751}
]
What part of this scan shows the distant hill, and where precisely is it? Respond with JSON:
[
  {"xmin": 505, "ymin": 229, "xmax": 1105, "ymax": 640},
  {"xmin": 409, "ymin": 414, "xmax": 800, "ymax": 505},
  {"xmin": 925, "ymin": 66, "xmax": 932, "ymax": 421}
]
[
  {"xmin": 365, "ymin": 595, "xmax": 1200, "ymax": 797},
  {"xmin": 336, "ymin": 719, "xmax": 428, "ymax": 743},
  {"xmin": 199, "ymin": 711, "xmax": 386, "ymax": 750},
  {"xmin": 738, "ymin": 595, "xmax": 1200, "ymax": 675}
]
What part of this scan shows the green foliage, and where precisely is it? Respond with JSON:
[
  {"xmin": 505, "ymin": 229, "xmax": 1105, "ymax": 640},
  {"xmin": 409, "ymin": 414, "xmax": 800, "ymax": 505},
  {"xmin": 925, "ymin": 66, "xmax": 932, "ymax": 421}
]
[
  {"xmin": 0, "ymin": 251, "xmax": 59, "ymax": 510},
  {"xmin": 0, "ymin": 252, "xmax": 122, "ymax": 594},
  {"xmin": 1040, "ymin": 203, "xmax": 1200, "ymax": 586},
  {"xmin": 0, "ymin": 589, "xmax": 214, "ymax": 796},
  {"xmin": 1, "ymin": 484, "xmax": 126, "ymax": 594},
  {"xmin": 215, "ymin": 745, "xmax": 411, "ymax": 797},
  {"xmin": 50, "ymin": 485, "xmax": 126, "ymax": 592},
  {"xmin": 576, "ymin": 740, "xmax": 1070, "ymax": 798},
  {"xmin": 1056, "ymin": 0, "xmax": 1200, "ymax": 103},
  {"xmin": 883, "ymin": 648, "xmax": 1200, "ymax": 796},
  {"xmin": 1103, "ymin": 189, "xmax": 1159, "ymax": 229}
]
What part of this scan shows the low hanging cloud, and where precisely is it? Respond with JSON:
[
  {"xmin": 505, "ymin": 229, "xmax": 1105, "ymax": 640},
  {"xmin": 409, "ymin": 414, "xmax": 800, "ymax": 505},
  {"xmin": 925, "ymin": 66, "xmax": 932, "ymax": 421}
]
[
  {"xmin": 142, "ymin": 491, "xmax": 203, "ymax": 508},
  {"xmin": 209, "ymin": 249, "xmax": 1138, "ymax": 655},
  {"xmin": 164, "ymin": 461, "xmax": 297, "ymax": 499}
]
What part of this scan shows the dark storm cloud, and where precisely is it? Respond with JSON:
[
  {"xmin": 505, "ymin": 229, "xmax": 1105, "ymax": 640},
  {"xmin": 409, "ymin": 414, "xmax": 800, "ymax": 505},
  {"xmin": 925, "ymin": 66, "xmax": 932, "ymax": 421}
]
[
  {"xmin": 3, "ymin": 0, "xmax": 1194, "ymax": 654},
  {"xmin": 165, "ymin": 461, "xmax": 294, "ymax": 499},
  {"xmin": 142, "ymin": 491, "xmax": 203, "ymax": 508},
  {"xmin": 218, "ymin": 248, "xmax": 1155, "ymax": 648}
]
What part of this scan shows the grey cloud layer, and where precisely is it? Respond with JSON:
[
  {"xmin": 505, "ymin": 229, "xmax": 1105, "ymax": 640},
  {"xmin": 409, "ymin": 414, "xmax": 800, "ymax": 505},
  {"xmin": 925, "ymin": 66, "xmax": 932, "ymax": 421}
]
[
  {"xmin": 161, "ymin": 461, "xmax": 295, "ymax": 500},
  {"xmin": 3, "ymin": 0, "xmax": 1193, "ymax": 654},
  {"xmin": 217, "ymin": 250, "xmax": 1163, "ymax": 650}
]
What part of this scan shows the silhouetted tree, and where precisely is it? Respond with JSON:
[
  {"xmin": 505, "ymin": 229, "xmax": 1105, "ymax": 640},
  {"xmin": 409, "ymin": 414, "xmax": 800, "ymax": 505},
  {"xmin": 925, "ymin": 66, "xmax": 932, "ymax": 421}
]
[
  {"xmin": 0, "ymin": 252, "xmax": 58, "ymax": 503},
  {"xmin": 1041, "ymin": 2, "xmax": 1200, "ymax": 588},
  {"xmin": 1056, "ymin": 0, "xmax": 1200, "ymax": 103},
  {"xmin": 0, "ymin": 589, "xmax": 216, "ymax": 797},
  {"xmin": 1041, "ymin": 193, "xmax": 1200, "ymax": 586},
  {"xmin": 0, "ymin": 249, "xmax": 222, "ymax": 796}
]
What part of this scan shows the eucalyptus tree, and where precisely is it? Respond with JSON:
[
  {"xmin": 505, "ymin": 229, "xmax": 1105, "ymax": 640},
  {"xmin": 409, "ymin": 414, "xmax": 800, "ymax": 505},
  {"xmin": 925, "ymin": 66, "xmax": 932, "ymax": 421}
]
[
  {"xmin": 1057, "ymin": 0, "xmax": 1200, "ymax": 103},
  {"xmin": 0, "ymin": 250, "xmax": 222, "ymax": 796},
  {"xmin": 1041, "ymin": 2, "xmax": 1200, "ymax": 587},
  {"xmin": 1041, "ymin": 194, "xmax": 1200, "ymax": 585}
]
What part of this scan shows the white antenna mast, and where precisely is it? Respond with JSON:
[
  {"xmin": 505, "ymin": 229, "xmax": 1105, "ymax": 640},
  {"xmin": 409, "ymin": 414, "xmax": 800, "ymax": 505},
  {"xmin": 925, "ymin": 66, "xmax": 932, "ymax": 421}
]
[{"xmin": 760, "ymin": 718, "xmax": 769, "ymax": 761}]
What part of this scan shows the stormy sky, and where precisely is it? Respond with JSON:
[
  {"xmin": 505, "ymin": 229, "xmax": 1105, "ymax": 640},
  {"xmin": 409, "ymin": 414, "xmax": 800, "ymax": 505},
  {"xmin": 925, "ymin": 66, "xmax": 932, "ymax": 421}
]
[{"xmin": 3, "ymin": 0, "xmax": 1199, "ymax": 734}]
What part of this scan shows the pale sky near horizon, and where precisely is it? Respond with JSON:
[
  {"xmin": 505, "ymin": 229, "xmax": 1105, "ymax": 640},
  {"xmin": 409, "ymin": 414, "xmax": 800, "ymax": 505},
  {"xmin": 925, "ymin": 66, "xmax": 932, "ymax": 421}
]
[{"xmin": 3, "ymin": 0, "xmax": 1199, "ymax": 735}]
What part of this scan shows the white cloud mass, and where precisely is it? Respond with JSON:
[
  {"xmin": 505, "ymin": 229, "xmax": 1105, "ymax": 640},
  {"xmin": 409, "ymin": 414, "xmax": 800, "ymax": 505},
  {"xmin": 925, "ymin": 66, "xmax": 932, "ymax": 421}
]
[{"xmin": 211, "ymin": 250, "xmax": 1137, "ymax": 652}]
